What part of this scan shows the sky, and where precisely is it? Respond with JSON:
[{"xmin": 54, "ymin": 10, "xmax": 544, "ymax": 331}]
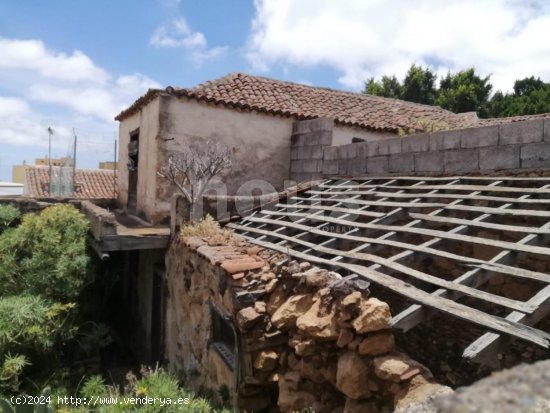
[{"xmin": 1, "ymin": 0, "xmax": 550, "ymax": 181}]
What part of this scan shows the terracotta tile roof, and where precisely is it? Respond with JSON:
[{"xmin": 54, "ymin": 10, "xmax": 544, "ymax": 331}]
[
  {"xmin": 478, "ymin": 112, "xmax": 550, "ymax": 126},
  {"xmin": 24, "ymin": 166, "xmax": 116, "ymax": 199},
  {"xmin": 115, "ymin": 73, "xmax": 483, "ymax": 132}
]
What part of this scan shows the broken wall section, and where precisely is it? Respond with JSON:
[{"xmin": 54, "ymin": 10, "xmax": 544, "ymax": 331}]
[{"xmin": 164, "ymin": 231, "xmax": 450, "ymax": 412}]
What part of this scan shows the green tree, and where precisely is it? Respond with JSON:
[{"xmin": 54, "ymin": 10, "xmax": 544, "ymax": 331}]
[
  {"xmin": 402, "ymin": 64, "xmax": 438, "ymax": 105},
  {"xmin": 436, "ymin": 68, "xmax": 493, "ymax": 116},
  {"xmin": 487, "ymin": 77, "xmax": 550, "ymax": 117},
  {"xmin": 364, "ymin": 75, "xmax": 402, "ymax": 99}
]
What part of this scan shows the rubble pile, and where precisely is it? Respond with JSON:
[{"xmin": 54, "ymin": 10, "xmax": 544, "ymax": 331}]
[{"xmin": 165, "ymin": 235, "xmax": 451, "ymax": 412}]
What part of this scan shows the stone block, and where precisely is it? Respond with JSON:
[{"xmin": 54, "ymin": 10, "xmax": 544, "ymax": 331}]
[
  {"xmin": 290, "ymin": 147, "xmax": 300, "ymax": 160},
  {"xmin": 292, "ymin": 118, "xmax": 334, "ymax": 135},
  {"xmin": 322, "ymin": 160, "xmax": 339, "ymax": 175},
  {"xmin": 545, "ymin": 119, "xmax": 550, "ymax": 142},
  {"xmin": 414, "ymin": 151, "xmax": 444, "ymax": 172},
  {"xmin": 388, "ymin": 153, "xmax": 414, "ymax": 173},
  {"xmin": 444, "ymin": 149, "xmax": 479, "ymax": 173},
  {"xmin": 290, "ymin": 134, "xmax": 305, "ymax": 148},
  {"xmin": 290, "ymin": 161, "xmax": 303, "ymax": 173},
  {"xmin": 430, "ymin": 130, "xmax": 460, "ymax": 151},
  {"xmin": 347, "ymin": 159, "xmax": 367, "ymax": 175},
  {"xmin": 339, "ymin": 144, "xmax": 357, "ymax": 159},
  {"xmin": 338, "ymin": 159, "xmax": 348, "ymax": 175},
  {"xmin": 366, "ymin": 156, "xmax": 389, "ymax": 174},
  {"xmin": 323, "ymin": 146, "xmax": 340, "ymax": 160},
  {"xmin": 479, "ymin": 145, "xmax": 519, "ymax": 170},
  {"xmin": 302, "ymin": 159, "xmax": 323, "ymax": 173},
  {"xmin": 460, "ymin": 125, "xmax": 499, "ymax": 148},
  {"xmin": 376, "ymin": 138, "xmax": 403, "ymax": 155},
  {"xmin": 499, "ymin": 119, "xmax": 544, "ymax": 145},
  {"xmin": 402, "ymin": 133, "xmax": 430, "ymax": 153},
  {"xmin": 304, "ymin": 130, "xmax": 333, "ymax": 146},
  {"xmin": 310, "ymin": 145, "xmax": 324, "ymax": 159},
  {"xmin": 520, "ymin": 142, "xmax": 550, "ymax": 169}
]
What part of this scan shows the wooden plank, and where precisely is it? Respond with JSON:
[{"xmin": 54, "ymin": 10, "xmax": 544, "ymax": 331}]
[
  {"xmin": 228, "ymin": 222, "xmax": 537, "ymax": 313},
  {"xmin": 372, "ymin": 191, "xmax": 550, "ymax": 205},
  {"xmin": 228, "ymin": 229, "xmax": 550, "ymax": 348},
  {"xmin": 279, "ymin": 203, "xmax": 384, "ymax": 218},
  {"xmin": 296, "ymin": 195, "xmax": 550, "ymax": 218},
  {"xmin": 463, "ymin": 284, "xmax": 550, "ymax": 362},
  {"xmin": 408, "ymin": 212, "xmax": 550, "ymax": 235},
  {"xmin": 317, "ymin": 184, "xmax": 550, "ymax": 194},
  {"xmin": 320, "ymin": 176, "xmax": 550, "ymax": 183},
  {"xmin": 258, "ymin": 210, "xmax": 550, "ymax": 256}
]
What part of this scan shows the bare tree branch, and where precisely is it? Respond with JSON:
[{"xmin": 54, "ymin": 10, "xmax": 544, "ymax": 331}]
[{"xmin": 157, "ymin": 141, "xmax": 232, "ymax": 204}]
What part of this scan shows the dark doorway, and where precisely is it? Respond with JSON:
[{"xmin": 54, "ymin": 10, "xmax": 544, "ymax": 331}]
[
  {"xmin": 151, "ymin": 264, "xmax": 166, "ymax": 364},
  {"xmin": 127, "ymin": 130, "xmax": 139, "ymax": 214}
]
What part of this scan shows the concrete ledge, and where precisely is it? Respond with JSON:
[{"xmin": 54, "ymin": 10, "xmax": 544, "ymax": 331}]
[
  {"xmin": 444, "ymin": 149, "xmax": 479, "ymax": 173},
  {"xmin": 499, "ymin": 119, "xmax": 544, "ymax": 145},
  {"xmin": 520, "ymin": 142, "xmax": 550, "ymax": 169},
  {"xmin": 479, "ymin": 145, "xmax": 520, "ymax": 171}
]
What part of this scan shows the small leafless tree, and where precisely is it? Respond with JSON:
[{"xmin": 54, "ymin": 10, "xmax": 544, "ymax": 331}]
[{"xmin": 157, "ymin": 141, "xmax": 232, "ymax": 205}]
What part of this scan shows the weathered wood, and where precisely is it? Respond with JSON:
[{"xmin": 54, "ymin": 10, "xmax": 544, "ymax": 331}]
[
  {"xmin": 408, "ymin": 212, "xmax": 550, "ymax": 235},
  {"xmin": 228, "ymin": 229, "xmax": 550, "ymax": 348},
  {"xmin": 296, "ymin": 195, "xmax": 550, "ymax": 218},
  {"xmin": 258, "ymin": 210, "xmax": 550, "ymax": 256},
  {"xmin": 372, "ymin": 191, "xmax": 550, "ymax": 204},
  {"xmin": 317, "ymin": 183, "xmax": 550, "ymax": 194},
  {"xmin": 279, "ymin": 203, "xmax": 384, "ymax": 218},
  {"xmin": 228, "ymin": 222, "xmax": 537, "ymax": 313}
]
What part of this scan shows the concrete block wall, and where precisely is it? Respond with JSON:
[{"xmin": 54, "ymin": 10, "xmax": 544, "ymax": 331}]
[
  {"xmin": 291, "ymin": 118, "xmax": 550, "ymax": 180},
  {"xmin": 290, "ymin": 118, "xmax": 334, "ymax": 181}
]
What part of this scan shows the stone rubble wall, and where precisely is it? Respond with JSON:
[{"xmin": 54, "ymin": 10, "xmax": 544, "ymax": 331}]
[
  {"xmin": 165, "ymin": 233, "xmax": 451, "ymax": 412},
  {"xmin": 291, "ymin": 118, "xmax": 550, "ymax": 181}
]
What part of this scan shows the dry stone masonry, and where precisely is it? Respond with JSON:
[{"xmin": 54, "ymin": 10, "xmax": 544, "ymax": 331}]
[{"xmin": 164, "ymin": 232, "xmax": 451, "ymax": 412}]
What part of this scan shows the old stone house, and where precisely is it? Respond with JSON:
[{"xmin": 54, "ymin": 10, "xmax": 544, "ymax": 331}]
[
  {"xmin": 114, "ymin": 72, "xmax": 489, "ymax": 225},
  {"xmin": 86, "ymin": 73, "xmax": 550, "ymax": 411}
]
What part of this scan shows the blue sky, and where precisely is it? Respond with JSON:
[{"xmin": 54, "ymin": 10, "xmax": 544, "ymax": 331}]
[{"xmin": 1, "ymin": 0, "xmax": 550, "ymax": 180}]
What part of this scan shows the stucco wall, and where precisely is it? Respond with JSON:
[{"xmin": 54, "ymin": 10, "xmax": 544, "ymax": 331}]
[{"xmin": 117, "ymin": 97, "xmax": 161, "ymax": 221}]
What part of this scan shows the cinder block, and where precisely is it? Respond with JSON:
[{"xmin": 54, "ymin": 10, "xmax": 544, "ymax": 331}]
[
  {"xmin": 302, "ymin": 159, "xmax": 323, "ymax": 173},
  {"xmin": 338, "ymin": 159, "xmax": 347, "ymax": 175},
  {"xmin": 460, "ymin": 125, "xmax": 499, "ymax": 148},
  {"xmin": 290, "ymin": 147, "xmax": 300, "ymax": 160},
  {"xmin": 304, "ymin": 130, "xmax": 333, "ymax": 146},
  {"xmin": 322, "ymin": 160, "xmax": 339, "ymax": 175},
  {"xmin": 290, "ymin": 161, "xmax": 303, "ymax": 173},
  {"xmin": 430, "ymin": 130, "xmax": 461, "ymax": 151},
  {"xmin": 444, "ymin": 149, "xmax": 479, "ymax": 173},
  {"xmin": 292, "ymin": 118, "xmax": 334, "ymax": 134},
  {"xmin": 323, "ymin": 146, "xmax": 340, "ymax": 161},
  {"xmin": 340, "ymin": 144, "xmax": 358, "ymax": 159},
  {"xmin": 402, "ymin": 133, "xmax": 430, "ymax": 153},
  {"xmin": 366, "ymin": 156, "xmax": 389, "ymax": 174},
  {"xmin": 479, "ymin": 145, "xmax": 520, "ymax": 170},
  {"xmin": 311, "ymin": 146, "xmax": 324, "ymax": 159},
  {"xmin": 544, "ymin": 119, "xmax": 550, "ymax": 142},
  {"xmin": 290, "ymin": 134, "xmax": 305, "ymax": 148},
  {"xmin": 388, "ymin": 153, "xmax": 414, "ymax": 173},
  {"xmin": 520, "ymin": 142, "xmax": 550, "ymax": 169},
  {"xmin": 414, "ymin": 152, "xmax": 444, "ymax": 172},
  {"xmin": 376, "ymin": 138, "xmax": 403, "ymax": 155},
  {"xmin": 347, "ymin": 159, "xmax": 367, "ymax": 175},
  {"xmin": 499, "ymin": 119, "xmax": 544, "ymax": 145}
]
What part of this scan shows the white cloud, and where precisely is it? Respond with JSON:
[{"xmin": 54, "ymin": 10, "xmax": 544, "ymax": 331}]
[
  {"xmin": 247, "ymin": 0, "xmax": 550, "ymax": 91},
  {"xmin": 0, "ymin": 38, "xmax": 160, "ymax": 154},
  {"xmin": 150, "ymin": 18, "xmax": 227, "ymax": 66},
  {"xmin": 0, "ymin": 38, "xmax": 109, "ymax": 84}
]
